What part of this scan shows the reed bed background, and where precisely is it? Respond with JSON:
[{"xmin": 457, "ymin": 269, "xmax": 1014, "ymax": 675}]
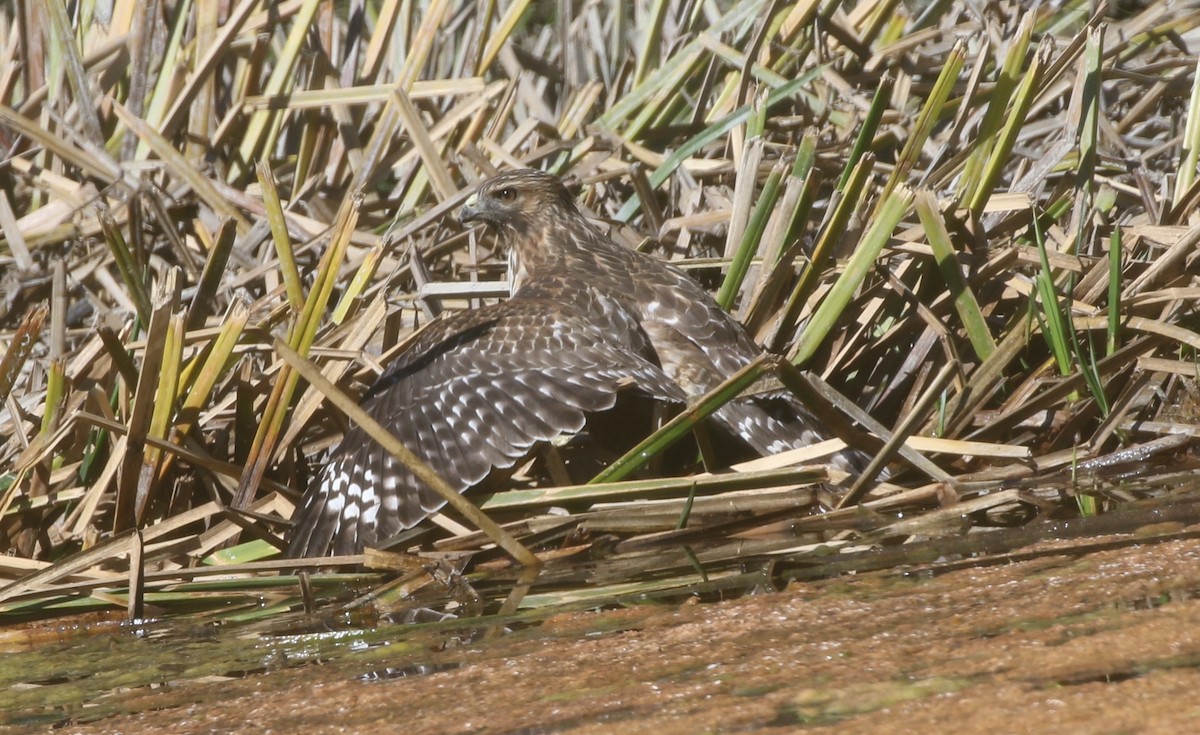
[{"xmin": 2, "ymin": 0, "xmax": 1200, "ymax": 626}]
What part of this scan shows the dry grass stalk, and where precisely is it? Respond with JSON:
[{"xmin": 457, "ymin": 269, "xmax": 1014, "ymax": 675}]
[{"xmin": 0, "ymin": 0, "xmax": 1199, "ymax": 623}]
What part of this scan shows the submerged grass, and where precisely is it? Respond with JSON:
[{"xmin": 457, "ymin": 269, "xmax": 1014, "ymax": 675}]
[{"xmin": 1, "ymin": 0, "xmax": 1200, "ymax": 643}]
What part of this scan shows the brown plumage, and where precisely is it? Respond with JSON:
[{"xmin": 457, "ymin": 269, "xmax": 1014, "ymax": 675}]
[{"xmin": 288, "ymin": 169, "xmax": 849, "ymax": 558}]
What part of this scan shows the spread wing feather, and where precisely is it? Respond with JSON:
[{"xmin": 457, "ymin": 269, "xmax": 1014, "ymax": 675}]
[{"xmin": 287, "ymin": 298, "xmax": 685, "ymax": 558}]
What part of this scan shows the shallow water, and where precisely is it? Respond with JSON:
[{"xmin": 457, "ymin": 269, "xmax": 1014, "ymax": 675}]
[{"xmin": 7, "ymin": 491, "xmax": 1200, "ymax": 733}]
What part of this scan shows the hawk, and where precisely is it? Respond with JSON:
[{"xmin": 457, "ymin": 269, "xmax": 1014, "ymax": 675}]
[{"xmin": 288, "ymin": 169, "xmax": 853, "ymax": 557}]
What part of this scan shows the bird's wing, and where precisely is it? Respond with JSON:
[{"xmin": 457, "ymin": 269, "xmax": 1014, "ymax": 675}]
[
  {"xmin": 633, "ymin": 258, "xmax": 764, "ymax": 380},
  {"xmin": 287, "ymin": 299, "xmax": 686, "ymax": 558},
  {"xmin": 615, "ymin": 248, "xmax": 855, "ymax": 458}
]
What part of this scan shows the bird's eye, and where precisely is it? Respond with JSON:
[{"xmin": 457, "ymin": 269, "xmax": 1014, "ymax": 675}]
[{"xmin": 495, "ymin": 187, "xmax": 516, "ymax": 201}]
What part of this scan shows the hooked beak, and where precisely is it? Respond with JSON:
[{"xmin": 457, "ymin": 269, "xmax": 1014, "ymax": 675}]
[{"xmin": 459, "ymin": 192, "xmax": 482, "ymax": 225}]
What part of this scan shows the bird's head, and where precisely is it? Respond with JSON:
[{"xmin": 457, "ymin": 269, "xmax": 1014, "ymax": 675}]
[{"xmin": 459, "ymin": 169, "xmax": 580, "ymax": 232}]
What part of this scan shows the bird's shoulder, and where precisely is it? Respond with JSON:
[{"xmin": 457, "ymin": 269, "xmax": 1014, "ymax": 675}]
[
  {"xmin": 622, "ymin": 248, "xmax": 763, "ymax": 357},
  {"xmin": 530, "ymin": 222, "xmax": 765, "ymax": 364}
]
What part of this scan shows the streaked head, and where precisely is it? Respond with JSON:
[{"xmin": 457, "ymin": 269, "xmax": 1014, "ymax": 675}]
[{"xmin": 459, "ymin": 169, "xmax": 579, "ymax": 231}]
